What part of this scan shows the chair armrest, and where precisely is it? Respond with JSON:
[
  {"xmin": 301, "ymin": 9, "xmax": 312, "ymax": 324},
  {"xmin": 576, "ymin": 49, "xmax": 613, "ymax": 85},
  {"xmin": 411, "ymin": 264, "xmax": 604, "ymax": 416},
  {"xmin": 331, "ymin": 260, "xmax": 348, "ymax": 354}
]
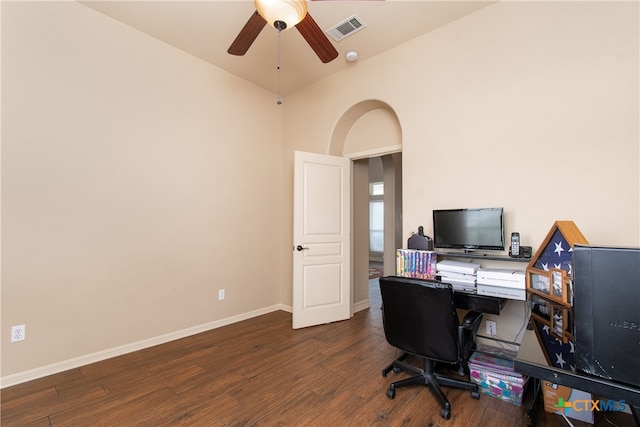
[
  {"xmin": 461, "ymin": 311, "xmax": 483, "ymax": 332},
  {"xmin": 458, "ymin": 311, "xmax": 483, "ymax": 356}
]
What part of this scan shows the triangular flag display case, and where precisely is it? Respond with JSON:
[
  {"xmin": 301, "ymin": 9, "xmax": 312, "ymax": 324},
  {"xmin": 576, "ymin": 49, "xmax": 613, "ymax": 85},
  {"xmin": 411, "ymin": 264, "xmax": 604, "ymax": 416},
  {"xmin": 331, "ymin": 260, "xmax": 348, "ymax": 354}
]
[{"xmin": 526, "ymin": 221, "xmax": 588, "ymax": 345}]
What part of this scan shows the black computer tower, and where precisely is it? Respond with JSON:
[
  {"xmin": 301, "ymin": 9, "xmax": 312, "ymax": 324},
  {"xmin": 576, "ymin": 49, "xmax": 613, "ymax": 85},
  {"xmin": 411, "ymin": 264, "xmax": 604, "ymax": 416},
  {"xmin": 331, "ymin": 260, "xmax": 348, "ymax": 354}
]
[{"xmin": 573, "ymin": 244, "xmax": 640, "ymax": 388}]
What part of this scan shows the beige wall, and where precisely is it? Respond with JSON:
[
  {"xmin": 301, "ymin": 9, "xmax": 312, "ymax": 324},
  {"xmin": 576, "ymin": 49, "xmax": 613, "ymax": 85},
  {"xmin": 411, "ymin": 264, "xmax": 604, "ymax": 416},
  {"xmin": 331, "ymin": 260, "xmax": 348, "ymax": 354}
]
[
  {"xmin": 397, "ymin": 1, "xmax": 639, "ymax": 248},
  {"xmin": 281, "ymin": 1, "xmax": 639, "ymax": 338},
  {"xmin": 2, "ymin": 2, "xmax": 283, "ymax": 381},
  {"xmin": 2, "ymin": 1, "xmax": 639, "ymax": 384},
  {"xmin": 283, "ymin": 1, "xmax": 638, "ymax": 253}
]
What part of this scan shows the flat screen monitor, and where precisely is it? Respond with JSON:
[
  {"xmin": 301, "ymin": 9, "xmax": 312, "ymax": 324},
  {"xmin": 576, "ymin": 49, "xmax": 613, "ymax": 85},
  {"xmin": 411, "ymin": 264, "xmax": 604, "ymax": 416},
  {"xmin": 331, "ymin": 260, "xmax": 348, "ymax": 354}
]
[{"xmin": 433, "ymin": 208, "xmax": 505, "ymax": 251}]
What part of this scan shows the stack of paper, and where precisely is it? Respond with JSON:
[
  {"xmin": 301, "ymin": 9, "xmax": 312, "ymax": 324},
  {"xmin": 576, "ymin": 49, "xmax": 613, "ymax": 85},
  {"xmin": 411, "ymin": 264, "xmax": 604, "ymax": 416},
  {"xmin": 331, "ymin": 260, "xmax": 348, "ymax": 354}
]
[{"xmin": 437, "ymin": 260, "xmax": 480, "ymax": 293}]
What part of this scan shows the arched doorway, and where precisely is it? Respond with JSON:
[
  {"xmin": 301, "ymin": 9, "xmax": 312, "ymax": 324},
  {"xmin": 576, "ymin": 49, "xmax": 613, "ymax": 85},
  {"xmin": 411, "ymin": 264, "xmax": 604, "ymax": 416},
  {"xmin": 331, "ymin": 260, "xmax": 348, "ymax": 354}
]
[{"xmin": 328, "ymin": 100, "xmax": 403, "ymax": 312}]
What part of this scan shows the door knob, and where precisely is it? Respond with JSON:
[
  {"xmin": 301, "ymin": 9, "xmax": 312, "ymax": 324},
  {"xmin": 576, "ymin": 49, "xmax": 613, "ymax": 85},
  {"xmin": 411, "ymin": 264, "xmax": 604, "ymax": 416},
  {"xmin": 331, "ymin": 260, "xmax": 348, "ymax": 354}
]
[{"xmin": 296, "ymin": 245, "xmax": 309, "ymax": 251}]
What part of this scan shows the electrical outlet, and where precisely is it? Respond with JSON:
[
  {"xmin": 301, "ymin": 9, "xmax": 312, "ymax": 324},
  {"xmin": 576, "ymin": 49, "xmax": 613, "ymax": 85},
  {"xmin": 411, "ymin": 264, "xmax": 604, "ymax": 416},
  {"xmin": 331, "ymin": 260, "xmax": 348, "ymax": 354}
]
[
  {"xmin": 11, "ymin": 325, "xmax": 26, "ymax": 342},
  {"xmin": 486, "ymin": 320, "xmax": 497, "ymax": 336},
  {"xmin": 218, "ymin": 289, "xmax": 225, "ymax": 300}
]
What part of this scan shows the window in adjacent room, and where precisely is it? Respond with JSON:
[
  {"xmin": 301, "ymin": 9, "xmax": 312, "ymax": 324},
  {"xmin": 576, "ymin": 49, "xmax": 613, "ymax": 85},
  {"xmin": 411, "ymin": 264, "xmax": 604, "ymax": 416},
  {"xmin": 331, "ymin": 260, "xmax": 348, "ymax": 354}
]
[{"xmin": 369, "ymin": 182, "xmax": 384, "ymax": 252}]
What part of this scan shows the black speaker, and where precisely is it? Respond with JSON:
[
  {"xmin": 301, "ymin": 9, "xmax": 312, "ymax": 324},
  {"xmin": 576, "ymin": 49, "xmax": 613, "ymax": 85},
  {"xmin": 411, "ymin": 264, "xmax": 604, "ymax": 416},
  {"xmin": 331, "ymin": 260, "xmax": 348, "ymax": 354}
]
[{"xmin": 573, "ymin": 244, "xmax": 640, "ymax": 388}]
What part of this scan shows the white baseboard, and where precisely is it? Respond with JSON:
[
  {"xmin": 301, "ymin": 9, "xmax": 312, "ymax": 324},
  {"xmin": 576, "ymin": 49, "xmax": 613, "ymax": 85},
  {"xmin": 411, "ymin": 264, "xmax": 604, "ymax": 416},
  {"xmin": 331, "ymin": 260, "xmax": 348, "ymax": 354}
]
[
  {"xmin": 1, "ymin": 300, "xmax": 373, "ymax": 389},
  {"xmin": 262, "ymin": 302, "xmax": 372, "ymax": 315},
  {"xmin": 353, "ymin": 298, "xmax": 371, "ymax": 313},
  {"xmin": 0, "ymin": 304, "xmax": 287, "ymax": 389},
  {"xmin": 280, "ymin": 304, "xmax": 292, "ymax": 313}
]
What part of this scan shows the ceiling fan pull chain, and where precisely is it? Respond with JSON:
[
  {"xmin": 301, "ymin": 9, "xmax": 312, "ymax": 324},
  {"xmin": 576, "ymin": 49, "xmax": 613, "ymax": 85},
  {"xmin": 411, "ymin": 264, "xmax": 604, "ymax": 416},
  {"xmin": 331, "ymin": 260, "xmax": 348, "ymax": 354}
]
[{"xmin": 276, "ymin": 28, "xmax": 283, "ymax": 105}]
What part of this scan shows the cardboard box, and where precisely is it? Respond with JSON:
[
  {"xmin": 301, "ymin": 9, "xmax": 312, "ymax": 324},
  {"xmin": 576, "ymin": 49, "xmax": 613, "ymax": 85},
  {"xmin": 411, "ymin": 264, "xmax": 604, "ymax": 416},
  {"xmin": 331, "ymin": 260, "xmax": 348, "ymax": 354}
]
[
  {"xmin": 542, "ymin": 381, "xmax": 594, "ymax": 424},
  {"xmin": 477, "ymin": 268, "xmax": 526, "ymax": 289},
  {"xmin": 477, "ymin": 284, "xmax": 526, "ymax": 301}
]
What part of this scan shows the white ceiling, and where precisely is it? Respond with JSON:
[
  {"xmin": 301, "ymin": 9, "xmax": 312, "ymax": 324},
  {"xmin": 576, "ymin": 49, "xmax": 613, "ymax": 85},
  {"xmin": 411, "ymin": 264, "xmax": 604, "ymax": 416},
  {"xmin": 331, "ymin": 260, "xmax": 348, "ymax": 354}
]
[{"xmin": 81, "ymin": 1, "xmax": 495, "ymax": 96}]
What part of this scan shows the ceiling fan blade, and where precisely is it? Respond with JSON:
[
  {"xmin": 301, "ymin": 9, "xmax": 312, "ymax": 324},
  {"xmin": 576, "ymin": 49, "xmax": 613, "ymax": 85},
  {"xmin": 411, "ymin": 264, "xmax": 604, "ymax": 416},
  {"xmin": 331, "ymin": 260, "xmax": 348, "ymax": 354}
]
[
  {"xmin": 228, "ymin": 11, "xmax": 267, "ymax": 56},
  {"xmin": 295, "ymin": 13, "xmax": 339, "ymax": 63}
]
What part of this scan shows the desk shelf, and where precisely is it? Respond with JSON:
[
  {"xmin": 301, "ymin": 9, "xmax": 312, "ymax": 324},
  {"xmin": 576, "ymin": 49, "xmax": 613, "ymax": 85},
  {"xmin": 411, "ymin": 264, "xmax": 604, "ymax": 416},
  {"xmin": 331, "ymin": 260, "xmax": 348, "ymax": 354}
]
[
  {"xmin": 438, "ymin": 252, "xmax": 531, "ymax": 263},
  {"xmin": 454, "ymin": 292, "xmax": 506, "ymax": 315}
]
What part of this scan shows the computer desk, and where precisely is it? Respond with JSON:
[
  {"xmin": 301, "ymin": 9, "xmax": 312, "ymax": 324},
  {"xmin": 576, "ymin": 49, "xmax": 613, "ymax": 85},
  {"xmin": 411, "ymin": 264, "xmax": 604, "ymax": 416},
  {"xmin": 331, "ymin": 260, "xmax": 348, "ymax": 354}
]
[
  {"xmin": 453, "ymin": 291, "xmax": 506, "ymax": 315},
  {"xmin": 386, "ymin": 276, "xmax": 508, "ymax": 315},
  {"xmin": 514, "ymin": 327, "xmax": 640, "ymax": 426}
]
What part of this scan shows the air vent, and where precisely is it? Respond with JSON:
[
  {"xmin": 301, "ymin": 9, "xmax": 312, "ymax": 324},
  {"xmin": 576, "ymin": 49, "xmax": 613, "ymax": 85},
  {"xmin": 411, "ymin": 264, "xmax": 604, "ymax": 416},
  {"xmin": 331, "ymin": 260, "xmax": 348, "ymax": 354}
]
[{"xmin": 326, "ymin": 14, "xmax": 366, "ymax": 42}]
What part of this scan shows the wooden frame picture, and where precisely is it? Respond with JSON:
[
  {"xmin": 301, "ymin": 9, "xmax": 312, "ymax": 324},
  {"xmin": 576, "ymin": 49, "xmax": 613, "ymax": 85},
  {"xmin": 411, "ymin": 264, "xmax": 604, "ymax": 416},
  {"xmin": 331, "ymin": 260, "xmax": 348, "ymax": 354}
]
[
  {"xmin": 529, "ymin": 294, "xmax": 573, "ymax": 343},
  {"xmin": 527, "ymin": 267, "xmax": 551, "ymax": 296},
  {"xmin": 525, "ymin": 221, "xmax": 587, "ymax": 362},
  {"xmin": 550, "ymin": 267, "xmax": 571, "ymax": 306},
  {"xmin": 527, "ymin": 267, "xmax": 571, "ymax": 307},
  {"xmin": 551, "ymin": 305, "xmax": 566, "ymax": 340},
  {"xmin": 552, "ymin": 305, "xmax": 573, "ymax": 343},
  {"xmin": 530, "ymin": 294, "xmax": 552, "ymax": 324}
]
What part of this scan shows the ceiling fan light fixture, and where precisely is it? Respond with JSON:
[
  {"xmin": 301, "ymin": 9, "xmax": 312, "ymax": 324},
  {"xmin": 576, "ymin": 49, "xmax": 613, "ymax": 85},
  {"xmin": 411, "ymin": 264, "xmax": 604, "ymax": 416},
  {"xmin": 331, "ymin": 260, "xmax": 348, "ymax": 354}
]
[{"xmin": 254, "ymin": 0, "xmax": 308, "ymax": 30}]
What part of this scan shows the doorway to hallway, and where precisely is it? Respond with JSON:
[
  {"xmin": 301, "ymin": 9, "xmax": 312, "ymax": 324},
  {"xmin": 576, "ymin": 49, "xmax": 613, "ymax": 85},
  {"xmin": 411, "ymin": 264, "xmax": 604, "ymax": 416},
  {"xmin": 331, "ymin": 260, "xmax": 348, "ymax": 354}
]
[
  {"xmin": 368, "ymin": 261, "xmax": 384, "ymax": 279},
  {"xmin": 361, "ymin": 153, "xmax": 402, "ymax": 303}
]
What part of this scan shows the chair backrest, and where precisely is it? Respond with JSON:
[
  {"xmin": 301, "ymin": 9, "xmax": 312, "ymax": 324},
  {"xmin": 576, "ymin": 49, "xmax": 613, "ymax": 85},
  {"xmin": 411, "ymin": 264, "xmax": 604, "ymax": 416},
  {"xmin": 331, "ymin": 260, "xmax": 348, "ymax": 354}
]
[{"xmin": 379, "ymin": 276, "xmax": 461, "ymax": 364}]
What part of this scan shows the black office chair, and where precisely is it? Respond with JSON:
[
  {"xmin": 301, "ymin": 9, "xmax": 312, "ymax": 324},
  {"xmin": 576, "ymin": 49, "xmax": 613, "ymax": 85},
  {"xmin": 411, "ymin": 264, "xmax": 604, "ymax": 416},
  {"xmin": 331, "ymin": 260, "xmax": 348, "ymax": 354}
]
[{"xmin": 379, "ymin": 276, "xmax": 482, "ymax": 420}]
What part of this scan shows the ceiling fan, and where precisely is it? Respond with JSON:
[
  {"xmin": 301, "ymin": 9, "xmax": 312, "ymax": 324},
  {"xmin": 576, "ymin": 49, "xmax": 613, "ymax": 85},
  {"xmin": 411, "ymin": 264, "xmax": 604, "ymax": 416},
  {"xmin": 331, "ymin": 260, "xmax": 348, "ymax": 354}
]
[{"xmin": 228, "ymin": 0, "xmax": 339, "ymax": 64}]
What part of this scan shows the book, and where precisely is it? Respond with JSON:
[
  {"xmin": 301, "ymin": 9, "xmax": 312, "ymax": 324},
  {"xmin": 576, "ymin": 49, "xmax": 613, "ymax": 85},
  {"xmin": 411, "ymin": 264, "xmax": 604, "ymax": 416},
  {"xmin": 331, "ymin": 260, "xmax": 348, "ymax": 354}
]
[
  {"xmin": 396, "ymin": 249, "xmax": 437, "ymax": 279},
  {"xmin": 436, "ymin": 259, "xmax": 480, "ymax": 274},
  {"xmin": 438, "ymin": 272, "xmax": 476, "ymax": 285},
  {"xmin": 448, "ymin": 282, "xmax": 477, "ymax": 293},
  {"xmin": 438, "ymin": 271, "xmax": 477, "ymax": 282}
]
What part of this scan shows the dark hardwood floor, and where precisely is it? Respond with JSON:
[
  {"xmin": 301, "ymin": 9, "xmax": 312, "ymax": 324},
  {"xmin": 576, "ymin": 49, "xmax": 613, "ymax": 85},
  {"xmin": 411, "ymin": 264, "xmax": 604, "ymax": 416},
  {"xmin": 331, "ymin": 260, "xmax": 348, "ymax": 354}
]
[{"xmin": 1, "ymin": 280, "xmax": 635, "ymax": 426}]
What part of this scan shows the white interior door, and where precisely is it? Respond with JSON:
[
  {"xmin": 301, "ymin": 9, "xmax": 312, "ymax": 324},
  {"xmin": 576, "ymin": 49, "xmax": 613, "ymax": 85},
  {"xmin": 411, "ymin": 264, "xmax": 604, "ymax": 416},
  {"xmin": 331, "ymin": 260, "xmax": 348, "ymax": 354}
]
[{"xmin": 293, "ymin": 151, "xmax": 351, "ymax": 329}]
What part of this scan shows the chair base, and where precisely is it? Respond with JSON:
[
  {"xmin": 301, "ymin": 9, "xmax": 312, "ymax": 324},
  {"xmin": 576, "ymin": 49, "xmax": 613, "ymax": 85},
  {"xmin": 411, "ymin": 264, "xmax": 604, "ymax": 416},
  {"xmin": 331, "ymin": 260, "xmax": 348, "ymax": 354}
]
[{"xmin": 382, "ymin": 352, "xmax": 480, "ymax": 420}]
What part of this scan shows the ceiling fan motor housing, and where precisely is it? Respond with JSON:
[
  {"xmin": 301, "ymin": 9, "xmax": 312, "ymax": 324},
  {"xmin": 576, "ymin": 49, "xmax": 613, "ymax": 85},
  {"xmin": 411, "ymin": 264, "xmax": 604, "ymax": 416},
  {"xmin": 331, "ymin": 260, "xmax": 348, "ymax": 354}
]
[
  {"xmin": 229, "ymin": 1, "xmax": 338, "ymax": 64},
  {"xmin": 255, "ymin": 0, "xmax": 308, "ymax": 30}
]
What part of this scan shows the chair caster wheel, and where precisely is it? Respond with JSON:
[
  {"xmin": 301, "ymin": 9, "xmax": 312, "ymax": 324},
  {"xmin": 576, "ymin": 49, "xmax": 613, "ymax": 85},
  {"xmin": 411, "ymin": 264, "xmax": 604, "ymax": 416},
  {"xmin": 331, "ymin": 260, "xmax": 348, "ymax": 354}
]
[
  {"xmin": 471, "ymin": 390, "xmax": 480, "ymax": 400},
  {"xmin": 386, "ymin": 388, "xmax": 395, "ymax": 399},
  {"xmin": 440, "ymin": 408, "xmax": 451, "ymax": 420},
  {"xmin": 392, "ymin": 367, "xmax": 401, "ymax": 374}
]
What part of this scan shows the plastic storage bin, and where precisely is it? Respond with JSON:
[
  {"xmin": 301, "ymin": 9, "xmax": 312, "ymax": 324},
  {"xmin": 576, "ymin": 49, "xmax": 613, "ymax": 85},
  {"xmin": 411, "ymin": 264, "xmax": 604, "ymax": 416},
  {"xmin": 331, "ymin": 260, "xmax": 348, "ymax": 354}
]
[{"xmin": 468, "ymin": 347, "xmax": 528, "ymax": 406}]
